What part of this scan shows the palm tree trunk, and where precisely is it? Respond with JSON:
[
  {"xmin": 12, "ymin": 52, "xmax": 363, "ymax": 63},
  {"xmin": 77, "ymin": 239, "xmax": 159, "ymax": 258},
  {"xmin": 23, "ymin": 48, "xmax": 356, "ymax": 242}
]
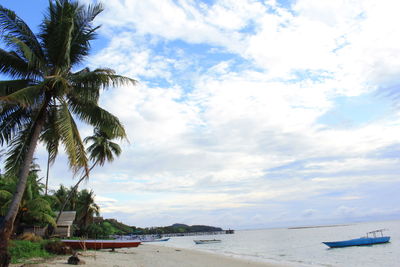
[
  {"xmin": 56, "ymin": 163, "xmax": 96, "ymax": 224},
  {"xmin": 0, "ymin": 111, "xmax": 47, "ymax": 267},
  {"xmin": 45, "ymin": 152, "xmax": 50, "ymax": 195}
]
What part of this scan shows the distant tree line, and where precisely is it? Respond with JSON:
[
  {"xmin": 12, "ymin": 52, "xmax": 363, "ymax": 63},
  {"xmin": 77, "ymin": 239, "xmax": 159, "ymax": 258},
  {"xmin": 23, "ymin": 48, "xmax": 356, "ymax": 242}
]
[{"xmin": 102, "ymin": 221, "xmax": 224, "ymax": 235}]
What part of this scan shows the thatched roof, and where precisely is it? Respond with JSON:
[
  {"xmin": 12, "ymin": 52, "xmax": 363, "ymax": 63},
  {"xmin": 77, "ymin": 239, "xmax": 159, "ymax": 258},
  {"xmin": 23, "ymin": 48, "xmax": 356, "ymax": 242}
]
[{"xmin": 55, "ymin": 211, "xmax": 76, "ymax": 226}]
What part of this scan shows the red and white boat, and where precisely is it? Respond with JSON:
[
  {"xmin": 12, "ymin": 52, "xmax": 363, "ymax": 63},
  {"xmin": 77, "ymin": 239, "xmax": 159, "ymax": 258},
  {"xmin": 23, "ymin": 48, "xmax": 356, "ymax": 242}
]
[{"xmin": 62, "ymin": 239, "xmax": 141, "ymax": 250}]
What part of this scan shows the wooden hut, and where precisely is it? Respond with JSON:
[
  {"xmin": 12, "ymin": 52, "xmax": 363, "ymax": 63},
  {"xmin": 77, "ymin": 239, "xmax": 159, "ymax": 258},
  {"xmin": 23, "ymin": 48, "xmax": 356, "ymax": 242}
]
[
  {"xmin": 22, "ymin": 225, "xmax": 48, "ymax": 237},
  {"xmin": 54, "ymin": 211, "xmax": 76, "ymax": 238}
]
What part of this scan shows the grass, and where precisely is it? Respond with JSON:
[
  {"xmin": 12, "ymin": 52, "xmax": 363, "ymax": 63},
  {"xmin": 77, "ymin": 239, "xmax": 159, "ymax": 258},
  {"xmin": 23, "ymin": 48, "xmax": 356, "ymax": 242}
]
[{"xmin": 9, "ymin": 240, "xmax": 54, "ymax": 264}]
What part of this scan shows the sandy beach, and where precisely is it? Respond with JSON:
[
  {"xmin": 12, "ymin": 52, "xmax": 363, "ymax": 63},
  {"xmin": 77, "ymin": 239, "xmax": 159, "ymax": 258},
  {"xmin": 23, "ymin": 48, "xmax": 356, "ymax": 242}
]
[{"xmin": 15, "ymin": 244, "xmax": 291, "ymax": 267}]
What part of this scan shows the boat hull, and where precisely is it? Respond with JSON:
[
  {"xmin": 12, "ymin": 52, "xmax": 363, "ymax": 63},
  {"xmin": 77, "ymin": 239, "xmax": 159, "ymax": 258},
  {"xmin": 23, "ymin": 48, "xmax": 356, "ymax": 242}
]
[
  {"xmin": 194, "ymin": 239, "xmax": 221, "ymax": 244},
  {"xmin": 323, "ymin": 236, "xmax": 390, "ymax": 248},
  {"xmin": 141, "ymin": 238, "xmax": 170, "ymax": 242},
  {"xmin": 62, "ymin": 240, "xmax": 141, "ymax": 250}
]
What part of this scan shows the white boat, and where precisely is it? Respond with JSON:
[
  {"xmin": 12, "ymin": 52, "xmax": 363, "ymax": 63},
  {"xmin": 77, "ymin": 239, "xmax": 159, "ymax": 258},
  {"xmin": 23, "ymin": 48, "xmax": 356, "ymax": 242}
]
[{"xmin": 194, "ymin": 239, "xmax": 221, "ymax": 244}]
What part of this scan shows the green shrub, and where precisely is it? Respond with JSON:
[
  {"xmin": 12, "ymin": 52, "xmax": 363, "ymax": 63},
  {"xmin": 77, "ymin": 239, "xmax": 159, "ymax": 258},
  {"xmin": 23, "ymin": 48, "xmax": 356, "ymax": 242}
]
[
  {"xmin": 17, "ymin": 233, "xmax": 43, "ymax": 242},
  {"xmin": 9, "ymin": 240, "xmax": 51, "ymax": 264},
  {"xmin": 44, "ymin": 240, "xmax": 72, "ymax": 255}
]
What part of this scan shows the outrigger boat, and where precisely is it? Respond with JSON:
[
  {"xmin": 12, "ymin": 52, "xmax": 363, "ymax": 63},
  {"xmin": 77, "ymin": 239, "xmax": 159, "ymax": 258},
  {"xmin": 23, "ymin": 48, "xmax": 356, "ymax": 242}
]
[
  {"xmin": 194, "ymin": 239, "xmax": 221, "ymax": 244},
  {"xmin": 323, "ymin": 229, "xmax": 390, "ymax": 248},
  {"xmin": 62, "ymin": 239, "xmax": 141, "ymax": 250}
]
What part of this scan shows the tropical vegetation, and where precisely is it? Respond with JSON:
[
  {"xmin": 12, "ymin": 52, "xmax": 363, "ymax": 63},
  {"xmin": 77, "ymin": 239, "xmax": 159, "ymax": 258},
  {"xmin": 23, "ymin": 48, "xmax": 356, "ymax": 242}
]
[
  {"xmin": 56, "ymin": 128, "xmax": 122, "ymax": 223},
  {"xmin": 0, "ymin": 0, "xmax": 135, "ymax": 265},
  {"xmin": 0, "ymin": 168, "xmax": 102, "ymax": 236},
  {"xmin": 0, "ymin": 165, "xmax": 56, "ymax": 233}
]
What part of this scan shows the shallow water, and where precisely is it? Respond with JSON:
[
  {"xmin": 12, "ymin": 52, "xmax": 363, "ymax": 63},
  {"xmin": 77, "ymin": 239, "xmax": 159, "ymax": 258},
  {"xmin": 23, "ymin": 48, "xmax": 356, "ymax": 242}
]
[{"xmin": 152, "ymin": 220, "xmax": 400, "ymax": 267}]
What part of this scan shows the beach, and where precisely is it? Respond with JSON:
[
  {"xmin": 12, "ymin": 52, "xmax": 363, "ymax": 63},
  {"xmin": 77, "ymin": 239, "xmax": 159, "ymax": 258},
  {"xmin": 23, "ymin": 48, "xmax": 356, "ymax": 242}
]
[{"xmin": 18, "ymin": 244, "xmax": 289, "ymax": 267}]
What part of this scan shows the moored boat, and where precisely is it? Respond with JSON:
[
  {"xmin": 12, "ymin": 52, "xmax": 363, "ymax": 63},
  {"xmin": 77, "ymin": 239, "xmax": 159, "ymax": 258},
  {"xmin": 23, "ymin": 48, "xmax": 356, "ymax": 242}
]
[
  {"xmin": 323, "ymin": 229, "xmax": 390, "ymax": 248},
  {"xmin": 141, "ymin": 237, "xmax": 170, "ymax": 242},
  {"xmin": 194, "ymin": 239, "xmax": 221, "ymax": 244},
  {"xmin": 62, "ymin": 239, "xmax": 141, "ymax": 250}
]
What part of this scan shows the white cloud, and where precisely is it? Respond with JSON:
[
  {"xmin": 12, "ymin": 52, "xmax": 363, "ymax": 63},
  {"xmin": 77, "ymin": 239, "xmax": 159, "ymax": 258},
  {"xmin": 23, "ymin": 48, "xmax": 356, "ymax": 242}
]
[{"xmin": 35, "ymin": 0, "xmax": 400, "ymax": 228}]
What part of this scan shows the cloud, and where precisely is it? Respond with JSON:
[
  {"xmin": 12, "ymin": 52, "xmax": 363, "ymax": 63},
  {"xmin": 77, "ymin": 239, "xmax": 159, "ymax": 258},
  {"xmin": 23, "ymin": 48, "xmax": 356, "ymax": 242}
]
[{"xmin": 30, "ymin": 0, "xmax": 400, "ymax": 228}]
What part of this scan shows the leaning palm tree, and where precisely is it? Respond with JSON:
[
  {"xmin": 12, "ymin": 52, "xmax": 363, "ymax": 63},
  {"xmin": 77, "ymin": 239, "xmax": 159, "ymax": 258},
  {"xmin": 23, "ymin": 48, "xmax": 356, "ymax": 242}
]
[
  {"xmin": 56, "ymin": 128, "xmax": 121, "ymax": 223},
  {"xmin": 0, "ymin": 1, "xmax": 135, "ymax": 265}
]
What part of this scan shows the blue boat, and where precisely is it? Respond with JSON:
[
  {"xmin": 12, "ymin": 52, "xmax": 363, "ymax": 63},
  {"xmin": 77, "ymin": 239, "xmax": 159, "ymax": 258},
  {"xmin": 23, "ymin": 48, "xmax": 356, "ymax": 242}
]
[{"xmin": 323, "ymin": 229, "xmax": 390, "ymax": 248}]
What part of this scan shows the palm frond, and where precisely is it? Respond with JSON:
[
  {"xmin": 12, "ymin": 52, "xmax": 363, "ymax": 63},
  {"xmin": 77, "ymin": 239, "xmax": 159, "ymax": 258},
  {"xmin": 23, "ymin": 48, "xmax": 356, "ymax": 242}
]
[
  {"xmin": 69, "ymin": 3, "xmax": 103, "ymax": 65},
  {"xmin": 4, "ymin": 125, "xmax": 32, "ymax": 176},
  {"xmin": 40, "ymin": 103, "xmax": 60, "ymax": 164},
  {"xmin": 69, "ymin": 68, "xmax": 136, "ymax": 104},
  {"xmin": 0, "ymin": 199, "xmax": 11, "ymax": 216},
  {"xmin": 0, "ymin": 104, "xmax": 32, "ymax": 145},
  {"xmin": 68, "ymin": 99, "xmax": 127, "ymax": 139},
  {"xmin": 0, "ymin": 48, "xmax": 36, "ymax": 79},
  {"xmin": 9, "ymin": 37, "xmax": 45, "ymax": 72},
  {"xmin": 109, "ymin": 141, "xmax": 122, "ymax": 157},
  {"xmin": 0, "ymin": 189, "xmax": 12, "ymax": 201},
  {"xmin": 26, "ymin": 198, "xmax": 53, "ymax": 211},
  {"xmin": 0, "ymin": 84, "xmax": 44, "ymax": 107},
  {"xmin": 0, "ymin": 5, "xmax": 43, "ymax": 58},
  {"xmin": 0, "ymin": 79, "xmax": 33, "ymax": 96},
  {"xmin": 56, "ymin": 100, "xmax": 88, "ymax": 173},
  {"xmin": 71, "ymin": 68, "xmax": 136, "ymax": 89},
  {"xmin": 24, "ymin": 202, "xmax": 56, "ymax": 227},
  {"xmin": 40, "ymin": 0, "xmax": 76, "ymax": 70}
]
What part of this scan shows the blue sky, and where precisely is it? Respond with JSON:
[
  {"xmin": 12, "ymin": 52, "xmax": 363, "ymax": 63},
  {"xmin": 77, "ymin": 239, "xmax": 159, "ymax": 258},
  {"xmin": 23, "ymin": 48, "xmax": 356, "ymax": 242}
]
[{"xmin": 2, "ymin": 0, "xmax": 400, "ymax": 229}]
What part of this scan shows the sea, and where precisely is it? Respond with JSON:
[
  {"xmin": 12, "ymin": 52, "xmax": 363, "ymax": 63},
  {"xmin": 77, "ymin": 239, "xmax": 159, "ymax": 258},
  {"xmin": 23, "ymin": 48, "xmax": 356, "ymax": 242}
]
[{"xmin": 151, "ymin": 220, "xmax": 400, "ymax": 267}]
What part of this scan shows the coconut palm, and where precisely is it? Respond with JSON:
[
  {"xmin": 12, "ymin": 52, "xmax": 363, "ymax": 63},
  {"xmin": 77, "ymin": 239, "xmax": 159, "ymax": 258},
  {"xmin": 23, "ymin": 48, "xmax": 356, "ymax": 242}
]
[
  {"xmin": 0, "ymin": 1, "xmax": 135, "ymax": 265},
  {"xmin": 53, "ymin": 185, "xmax": 70, "ymax": 209},
  {"xmin": 56, "ymin": 128, "xmax": 121, "ymax": 223},
  {"xmin": 76, "ymin": 189, "xmax": 99, "ymax": 228}
]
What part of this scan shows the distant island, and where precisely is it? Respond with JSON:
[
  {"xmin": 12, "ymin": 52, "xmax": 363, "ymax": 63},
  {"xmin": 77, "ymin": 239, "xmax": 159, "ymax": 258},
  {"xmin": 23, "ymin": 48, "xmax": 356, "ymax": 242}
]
[{"xmin": 101, "ymin": 219, "xmax": 226, "ymax": 235}]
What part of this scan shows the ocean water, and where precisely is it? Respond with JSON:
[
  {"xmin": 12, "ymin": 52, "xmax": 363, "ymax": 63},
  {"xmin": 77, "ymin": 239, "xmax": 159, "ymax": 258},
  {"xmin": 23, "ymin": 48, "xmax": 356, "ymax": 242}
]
[{"xmin": 152, "ymin": 220, "xmax": 400, "ymax": 267}]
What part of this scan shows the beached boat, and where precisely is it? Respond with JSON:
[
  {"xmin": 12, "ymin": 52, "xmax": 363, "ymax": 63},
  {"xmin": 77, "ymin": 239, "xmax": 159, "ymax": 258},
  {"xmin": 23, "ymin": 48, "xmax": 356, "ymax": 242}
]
[
  {"xmin": 141, "ymin": 237, "xmax": 170, "ymax": 242},
  {"xmin": 62, "ymin": 239, "xmax": 141, "ymax": 250},
  {"xmin": 194, "ymin": 239, "xmax": 221, "ymax": 244},
  {"xmin": 323, "ymin": 229, "xmax": 390, "ymax": 248}
]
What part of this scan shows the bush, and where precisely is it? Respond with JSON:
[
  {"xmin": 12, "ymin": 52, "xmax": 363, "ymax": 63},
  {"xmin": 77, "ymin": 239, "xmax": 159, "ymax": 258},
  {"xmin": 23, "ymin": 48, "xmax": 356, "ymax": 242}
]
[
  {"xmin": 9, "ymin": 240, "xmax": 51, "ymax": 264},
  {"xmin": 44, "ymin": 240, "xmax": 72, "ymax": 255},
  {"xmin": 17, "ymin": 233, "xmax": 43, "ymax": 242}
]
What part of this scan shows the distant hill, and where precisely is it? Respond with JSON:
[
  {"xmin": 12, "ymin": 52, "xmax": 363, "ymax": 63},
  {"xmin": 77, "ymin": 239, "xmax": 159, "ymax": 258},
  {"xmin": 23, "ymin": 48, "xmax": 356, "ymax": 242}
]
[
  {"xmin": 136, "ymin": 223, "xmax": 223, "ymax": 234},
  {"xmin": 103, "ymin": 219, "xmax": 223, "ymax": 235},
  {"xmin": 168, "ymin": 223, "xmax": 222, "ymax": 233},
  {"xmin": 104, "ymin": 218, "xmax": 135, "ymax": 234}
]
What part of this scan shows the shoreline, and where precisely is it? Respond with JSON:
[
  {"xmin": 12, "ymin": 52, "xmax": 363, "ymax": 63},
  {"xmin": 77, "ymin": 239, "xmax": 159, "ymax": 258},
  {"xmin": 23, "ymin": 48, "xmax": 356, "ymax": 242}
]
[{"xmin": 13, "ymin": 244, "xmax": 293, "ymax": 267}]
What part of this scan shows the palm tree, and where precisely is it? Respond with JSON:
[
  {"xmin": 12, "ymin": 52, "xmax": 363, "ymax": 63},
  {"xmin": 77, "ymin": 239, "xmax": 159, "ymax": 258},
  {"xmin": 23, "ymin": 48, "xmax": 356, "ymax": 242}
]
[
  {"xmin": 53, "ymin": 185, "xmax": 70, "ymax": 210},
  {"xmin": 0, "ymin": 1, "xmax": 135, "ymax": 265},
  {"xmin": 56, "ymin": 128, "xmax": 121, "ymax": 223},
  {"xmin": 76, "ymin": 189, "xmax": 99, "ymax": 229},
  {"xmin": 0, "ymin": 169, "xmax": 56, "ymax": 233}
]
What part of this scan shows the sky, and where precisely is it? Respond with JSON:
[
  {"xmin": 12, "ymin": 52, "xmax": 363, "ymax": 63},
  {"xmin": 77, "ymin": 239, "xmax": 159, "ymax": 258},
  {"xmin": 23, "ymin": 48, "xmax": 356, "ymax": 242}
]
[{"xmin": 2, "ymin": 0, "xmax": 400, "ymax": 229}]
